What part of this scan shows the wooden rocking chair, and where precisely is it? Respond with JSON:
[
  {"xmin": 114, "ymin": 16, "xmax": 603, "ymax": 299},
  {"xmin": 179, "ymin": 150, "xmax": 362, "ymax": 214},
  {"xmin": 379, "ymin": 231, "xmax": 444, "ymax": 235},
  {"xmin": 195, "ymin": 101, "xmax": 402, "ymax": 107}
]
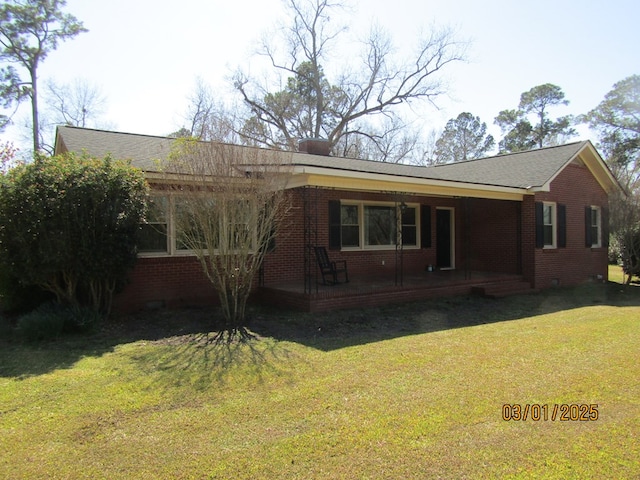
[{"xmin": 314, "ymin": 246, "xmax": 349, "ymax": 285}]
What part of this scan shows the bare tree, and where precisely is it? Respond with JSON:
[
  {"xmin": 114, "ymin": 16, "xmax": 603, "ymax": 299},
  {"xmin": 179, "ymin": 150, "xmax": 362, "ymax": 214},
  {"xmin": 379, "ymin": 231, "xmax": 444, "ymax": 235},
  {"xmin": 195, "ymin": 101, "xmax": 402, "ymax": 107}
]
[
  {"xmin": 163, "ymin": 139, "xmax": 292, "ymax": 341},
  {"xmin": 44, "ymin": 78, "xmax": 108, "ymax": 128},
  {"xmin": 333, "ymin": 116, "xmax": 422, "ymax": 163},
  {"xmin": 233, "ymin": 0, "xmax": 466, "ymax": 158},
  {"xmin": 176, "ymin": 78, "xmax": 240, "ymax": 143}
]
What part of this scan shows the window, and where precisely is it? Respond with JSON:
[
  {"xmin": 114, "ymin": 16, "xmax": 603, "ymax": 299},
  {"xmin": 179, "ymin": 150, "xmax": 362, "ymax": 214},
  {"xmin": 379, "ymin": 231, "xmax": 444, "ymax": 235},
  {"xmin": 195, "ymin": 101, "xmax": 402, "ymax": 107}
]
[
  {"xmin": 337, "ymin": 202, "xmax": 419, "ymax": 250},
  {"xmin": 138, "ymin": 195, "xmax": 169, "ymax": 253},
  {"xmin": 589, "ymin": 206, "xmax": 601, "ymax": 247},
  {"xmin": 543, "ymin": 202, "xmax": 556, "ymax": 248},
  {"xmin": 175, "ymin": 197, "xmax": 211, "ymax": 252},
  {"xmin": 138, "ymin": 194, "xmax": 258, "ymax": 256},
  {"xmin": 341, "ymin": 204, "xmax": 360, "ymax": 247},
  {"xmin": 365, "ymin": 205, "xmax": 396, "ymax": 246}
]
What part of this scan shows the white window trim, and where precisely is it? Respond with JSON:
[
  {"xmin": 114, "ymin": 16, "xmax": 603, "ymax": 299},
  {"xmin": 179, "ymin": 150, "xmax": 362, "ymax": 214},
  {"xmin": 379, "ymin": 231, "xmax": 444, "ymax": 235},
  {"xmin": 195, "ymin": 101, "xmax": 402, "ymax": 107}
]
[
  {"xmin": 339, "ymin": 200, "xmax": 420, "ymax": 251},
  {"xmin": 591, "ymin": 205, "xmax": 602, "ymax": 248},
  {"xmin": 543, "ymin": 201, "xmax": 557, "ymax": 249},
  {"xmin": 138, "ymin": 193, "xmax": 257, "ymax": 257}
]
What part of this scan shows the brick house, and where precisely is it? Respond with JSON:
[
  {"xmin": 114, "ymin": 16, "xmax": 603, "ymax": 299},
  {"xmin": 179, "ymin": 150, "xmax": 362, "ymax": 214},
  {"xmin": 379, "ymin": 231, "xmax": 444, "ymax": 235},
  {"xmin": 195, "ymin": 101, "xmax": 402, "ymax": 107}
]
[{"xmin": 54, "ymin": 126, "xmax": 620, "ymax": 312}]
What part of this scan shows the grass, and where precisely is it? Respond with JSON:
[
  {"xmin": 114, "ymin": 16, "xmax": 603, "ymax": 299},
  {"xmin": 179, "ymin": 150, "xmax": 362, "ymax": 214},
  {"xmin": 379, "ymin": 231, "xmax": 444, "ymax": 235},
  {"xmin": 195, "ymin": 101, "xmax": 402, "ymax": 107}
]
[{"xmin": 1, "ymin": 267, "xmax": 639, "ymax": 479}]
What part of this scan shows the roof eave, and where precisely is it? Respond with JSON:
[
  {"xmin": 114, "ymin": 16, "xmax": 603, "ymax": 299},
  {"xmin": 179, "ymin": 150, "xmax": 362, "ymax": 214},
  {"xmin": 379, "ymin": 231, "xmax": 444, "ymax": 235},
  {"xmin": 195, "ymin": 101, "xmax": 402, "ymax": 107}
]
[{"xmin": 290, "ymin": 165, "xmax": 528, "ymax": 200}]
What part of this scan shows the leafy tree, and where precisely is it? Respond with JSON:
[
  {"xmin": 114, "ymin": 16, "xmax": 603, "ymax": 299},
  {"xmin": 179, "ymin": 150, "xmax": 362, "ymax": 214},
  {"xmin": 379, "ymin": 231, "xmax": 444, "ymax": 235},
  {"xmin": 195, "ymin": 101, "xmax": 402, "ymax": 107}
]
[
  {"xmin": 495, "ymin": 83, "xmax": 576, "ymax": 153},
  {"xmin": 0, "ymin": 153, "xmax": 148, "ymax": 314},
  {"xmin": 583, "ymin": 74, "xmax": 640, "ymax": 192},
  {"xmin": 0, "ymin": 0, "xmax": 87, "ymax": 154},
  {"xmin": 434, "ymin": 112, "xmax": 495, "ymax": 163},
  {"xmin": 0, "ymin": 139, "xmax": 17, "ymax": 173},
  {"xmin": 233, "ymin": 0, "xmax": 465, "ymax": 159},
  {"xmin": 583, "ymin": 74, "xmax": 640, "ymax": 283},
  {"xmin": 164, "ymin": 139, "xmax": 292, "ymax": 342}
]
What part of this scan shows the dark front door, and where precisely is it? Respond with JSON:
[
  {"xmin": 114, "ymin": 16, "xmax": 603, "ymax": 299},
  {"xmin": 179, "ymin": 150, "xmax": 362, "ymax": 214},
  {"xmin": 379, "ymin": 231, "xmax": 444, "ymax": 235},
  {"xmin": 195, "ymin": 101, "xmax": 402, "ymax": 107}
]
[{"xmin": 436, "ymin": 208, "xmax": 453, "ymax": 269}]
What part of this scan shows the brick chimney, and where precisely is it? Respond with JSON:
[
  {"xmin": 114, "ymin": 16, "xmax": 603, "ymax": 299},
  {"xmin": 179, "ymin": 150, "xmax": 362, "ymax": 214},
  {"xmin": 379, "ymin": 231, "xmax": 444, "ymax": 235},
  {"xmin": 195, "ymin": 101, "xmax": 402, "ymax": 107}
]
[{"xmin": 298, "ymin": 138, "xmax": 331, "ymax": 156}]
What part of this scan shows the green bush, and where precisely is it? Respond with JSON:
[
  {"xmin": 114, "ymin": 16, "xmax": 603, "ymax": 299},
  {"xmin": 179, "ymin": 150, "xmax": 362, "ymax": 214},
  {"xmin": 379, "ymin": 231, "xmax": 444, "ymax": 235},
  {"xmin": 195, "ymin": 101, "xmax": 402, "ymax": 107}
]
[
  {"xmin": 16, "ymin": 303, "xmax": 66, "ymax": 342},
  {"xmin": 0, "ymin": 153, "xmax": 148, "ymax": 314},
  {"xmin": 0, "ymin": 264, "xmax": 52, "ymax": 314},
  {"xmin": 15, "ymin": 303, "xmax": 104, "ymax": 342},
  {"xmin": 63, "ymin": 305, "xmax": 103, "ymax": 334},
  {"xmin": 0, "ymin": 311, "xmax": 13, "ymax": 341}
]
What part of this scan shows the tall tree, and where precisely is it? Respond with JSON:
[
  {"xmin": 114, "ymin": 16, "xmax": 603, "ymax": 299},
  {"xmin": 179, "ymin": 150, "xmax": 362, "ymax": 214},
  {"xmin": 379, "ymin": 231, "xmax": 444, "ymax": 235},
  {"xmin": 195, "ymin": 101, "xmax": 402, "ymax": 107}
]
[
  {"xmin": 0, "ymin": 0, "xmax": 86, "ymax": 154},
  {"xmin": 37, "ymin": 78, "xmax": 111, "ymax": 153},
  {"xmin": 583, "ymin": 74, "xmax": 640, "ymax": 282},
  {"xmin": 434, "ymin": 112, "xmax": 494, "ymax": 163},
  {"xmin": 495, "ymin": 83, "xmax": 576, "ymax": 153},
  {"xmin": 44, "ymin": 78, "xmax": 107, "ymax": 128},
  {"xmin": 233, "ymin": 0, "xmax": 465, "ymax": 159},
  {"xmin": 178, "ymin": 78, "xmax": 239, "ymax": 143},
  {"xmin": 583, "ymin": 74, "xmax": 640, "ymax": 192}
]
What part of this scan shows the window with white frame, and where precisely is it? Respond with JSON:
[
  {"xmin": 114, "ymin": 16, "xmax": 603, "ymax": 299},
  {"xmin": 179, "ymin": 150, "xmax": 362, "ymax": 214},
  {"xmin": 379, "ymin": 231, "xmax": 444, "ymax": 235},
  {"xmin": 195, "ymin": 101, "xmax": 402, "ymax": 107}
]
[
  {"xmin": 138, "ymin": 195, "xmax": 169, "ymax": 253},
  {"xmin": 543, "ymin": 202, "xmax": 556, "ymax": 248},
  {"xmin": 340, "ymin": 202, "xmax": 419, "ymax": 250},
  {"xmin": 138, "ymin": 194, "xmax": 257, "ymax": 256},
  {"xmin": 590, "ymin": 206, "xmax": 601, "ymax": 247}
]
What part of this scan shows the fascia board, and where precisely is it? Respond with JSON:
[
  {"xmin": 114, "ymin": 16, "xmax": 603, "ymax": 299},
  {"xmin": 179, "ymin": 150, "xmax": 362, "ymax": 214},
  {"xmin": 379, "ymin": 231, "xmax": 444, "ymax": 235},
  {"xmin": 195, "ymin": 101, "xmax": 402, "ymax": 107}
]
[
  {"xmin": 535, "ymin": 142, "xmax": 621, "ymax": 195},
  {"xmin": 290, "ymin": 166, "xmax": 526, "ymax": 200}
]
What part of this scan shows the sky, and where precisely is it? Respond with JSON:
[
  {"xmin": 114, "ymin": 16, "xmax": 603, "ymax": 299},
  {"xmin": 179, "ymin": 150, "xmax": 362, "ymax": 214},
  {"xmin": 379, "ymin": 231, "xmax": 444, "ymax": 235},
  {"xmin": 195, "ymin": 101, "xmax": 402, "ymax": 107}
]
[{"xmin": 3, "ymin": 0, "xmax": 639, "ymax": 156}]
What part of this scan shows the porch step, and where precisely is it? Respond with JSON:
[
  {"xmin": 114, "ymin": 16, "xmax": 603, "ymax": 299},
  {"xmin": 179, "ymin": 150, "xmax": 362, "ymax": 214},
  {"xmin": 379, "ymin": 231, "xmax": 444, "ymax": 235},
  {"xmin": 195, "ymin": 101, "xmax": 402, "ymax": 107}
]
[{"xmin": 472, "ymin": 281, "xmax": 535, "ymax": 299}]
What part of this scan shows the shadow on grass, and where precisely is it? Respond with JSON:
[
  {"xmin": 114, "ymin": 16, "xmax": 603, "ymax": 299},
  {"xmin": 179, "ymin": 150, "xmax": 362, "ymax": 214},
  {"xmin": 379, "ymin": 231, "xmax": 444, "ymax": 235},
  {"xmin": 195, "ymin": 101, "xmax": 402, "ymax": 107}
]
[
  {"xmin": 1, "ymin": 281, "xmax": 638, "ymax": 379},
  {"xmin": 0, "ymin": 307, "xmax": 297, "ymax": 384},
  {"xmin": 131, "ymin": 330, "xmax": 298, "ymax": 392},
  {"xmin": 249, "ymin": 281, "xmax": 640, "ymax": 352}
]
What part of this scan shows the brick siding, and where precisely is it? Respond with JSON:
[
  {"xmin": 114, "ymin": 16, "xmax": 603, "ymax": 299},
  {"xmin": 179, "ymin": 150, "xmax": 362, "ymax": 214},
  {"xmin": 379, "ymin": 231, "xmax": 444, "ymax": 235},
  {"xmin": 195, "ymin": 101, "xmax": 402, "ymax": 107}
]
[{"xmin": 115, "ymin": 162, "xmax": 609, "ymax": 312}]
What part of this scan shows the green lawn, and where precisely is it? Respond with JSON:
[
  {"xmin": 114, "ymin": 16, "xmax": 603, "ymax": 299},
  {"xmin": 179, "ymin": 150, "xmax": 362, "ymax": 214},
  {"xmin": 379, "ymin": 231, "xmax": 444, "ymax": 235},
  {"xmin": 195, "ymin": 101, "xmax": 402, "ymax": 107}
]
[{"xmin": 1, "ymin": 269, "xmax": 639, "ymax": 479}]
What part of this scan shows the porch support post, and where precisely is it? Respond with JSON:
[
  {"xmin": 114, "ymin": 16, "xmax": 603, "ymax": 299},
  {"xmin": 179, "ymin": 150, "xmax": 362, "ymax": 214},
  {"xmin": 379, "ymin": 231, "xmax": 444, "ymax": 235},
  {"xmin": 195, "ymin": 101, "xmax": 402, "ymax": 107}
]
[{"xmin": 464, "ymin": 197, "xmax": 472, "ymax": 280}]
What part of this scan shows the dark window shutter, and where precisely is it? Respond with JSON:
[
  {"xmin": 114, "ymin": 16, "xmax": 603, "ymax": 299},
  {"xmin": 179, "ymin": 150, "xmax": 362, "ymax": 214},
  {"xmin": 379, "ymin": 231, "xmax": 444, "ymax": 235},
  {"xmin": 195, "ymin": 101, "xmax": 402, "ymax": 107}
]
[
  {"xmin": 266, "ymin": 230, "xmax": 276, "ymax": 253},
  {"xmin": 558, "ymin": 204, "xmax": 566, "ymax": 248},
  {"xmin": 602, "ymin": 207, "xmax": 609, "ymax": 248},
  {"xmin": 421, "ymin": 205, "xmax": 431, "ymax": 248},
  {"xmin": 585, "ymin": 206, "xmax": 593, "ymax": 247},
  {"xmin": 328, "ymin": 200, "xmax": 341, "ymax": 250},
  {"xmin": 535, "ymin": 202, "xmax": 544, "ymax": 249}
]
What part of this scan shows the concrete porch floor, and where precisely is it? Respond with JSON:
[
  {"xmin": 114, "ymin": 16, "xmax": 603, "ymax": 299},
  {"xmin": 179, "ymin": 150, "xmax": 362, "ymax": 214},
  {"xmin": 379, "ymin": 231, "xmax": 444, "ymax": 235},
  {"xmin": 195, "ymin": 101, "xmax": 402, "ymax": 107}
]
[{"xmin": 257, "ymin": 270, "xmax": 533, "ymax": 312}]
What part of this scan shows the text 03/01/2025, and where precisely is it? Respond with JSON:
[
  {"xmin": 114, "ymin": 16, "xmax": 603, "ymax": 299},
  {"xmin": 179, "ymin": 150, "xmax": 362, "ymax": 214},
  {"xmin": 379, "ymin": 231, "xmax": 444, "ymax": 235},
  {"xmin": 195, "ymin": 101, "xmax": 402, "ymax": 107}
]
[{"xmin": 502, "ymin": 404, "xmax": 599, "ymax": 421}]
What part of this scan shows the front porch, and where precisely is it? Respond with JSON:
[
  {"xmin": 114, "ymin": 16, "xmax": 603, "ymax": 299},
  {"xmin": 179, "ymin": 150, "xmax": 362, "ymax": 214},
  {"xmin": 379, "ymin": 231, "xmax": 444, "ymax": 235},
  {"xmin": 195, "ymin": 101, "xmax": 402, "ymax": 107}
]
[{"xmin": 256, "ymin": 270, "xmax": 533, "ymax": 312}]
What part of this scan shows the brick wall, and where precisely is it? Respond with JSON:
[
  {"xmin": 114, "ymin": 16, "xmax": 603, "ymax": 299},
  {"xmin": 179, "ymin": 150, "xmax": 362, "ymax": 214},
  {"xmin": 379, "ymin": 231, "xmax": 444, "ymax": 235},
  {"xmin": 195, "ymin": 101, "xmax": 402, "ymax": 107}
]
[
  {"xmin": 531, "ymin": 163, "xmax": 609, "ymax": 288},
  {"xmin": 113, "ymin": 255, "xmax": 218, "ymax": 312},
  {"xmin": 466, "ymin": 199, "xmax": 521, "ymax": 274}
]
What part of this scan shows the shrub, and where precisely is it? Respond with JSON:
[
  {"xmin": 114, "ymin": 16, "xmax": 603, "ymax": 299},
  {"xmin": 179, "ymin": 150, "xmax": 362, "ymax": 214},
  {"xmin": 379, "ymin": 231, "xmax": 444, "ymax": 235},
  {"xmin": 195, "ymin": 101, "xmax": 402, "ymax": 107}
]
[
  {"xmin": 16, "ymin": 303, "xmax": 66, "ymax": 342},
  {"xmin": 0, "ymin": 153, "xmax": 148, "ymax": 314},
  {"xmin": 0, "ymin": 264, "xmax": 52, "ymax": 314},
  {"xmin": 0, "ymin": 311, "xmax": 13, "ymax": 341},
  {"xmin": 63, "ymin": 305, "xmax": 103, "ymax": 334},
  {"xmin": 15, "ymin": 303, "xmax": 104, "ymax": 342}
]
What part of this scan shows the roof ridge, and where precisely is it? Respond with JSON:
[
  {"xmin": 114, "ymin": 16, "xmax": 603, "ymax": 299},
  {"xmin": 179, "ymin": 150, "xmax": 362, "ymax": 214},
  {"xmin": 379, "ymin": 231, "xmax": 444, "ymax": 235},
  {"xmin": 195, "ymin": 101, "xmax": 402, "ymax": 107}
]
[{"xmin": 431, "ymin": 140, "xmax": 589, "ymax": 168}]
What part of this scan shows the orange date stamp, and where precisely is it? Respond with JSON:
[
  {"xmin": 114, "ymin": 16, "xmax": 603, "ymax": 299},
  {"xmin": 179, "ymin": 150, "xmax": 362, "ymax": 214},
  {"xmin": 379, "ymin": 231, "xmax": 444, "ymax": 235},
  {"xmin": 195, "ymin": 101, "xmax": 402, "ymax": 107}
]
[{"xmin": 502, "ymin": 403, "xmax": 599, "ymax": 421}]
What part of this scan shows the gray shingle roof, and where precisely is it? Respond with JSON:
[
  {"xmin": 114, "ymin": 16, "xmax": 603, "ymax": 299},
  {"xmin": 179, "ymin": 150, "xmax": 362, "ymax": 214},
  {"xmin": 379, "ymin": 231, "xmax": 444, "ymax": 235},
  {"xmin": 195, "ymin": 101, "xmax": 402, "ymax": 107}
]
[
  {"xmin": 289, "ymin": 142, "xmax": 589, "ymax": 189},
  {"xmin": 54, "ymin": 125, "xmax": 595, "ymax": 191}
]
